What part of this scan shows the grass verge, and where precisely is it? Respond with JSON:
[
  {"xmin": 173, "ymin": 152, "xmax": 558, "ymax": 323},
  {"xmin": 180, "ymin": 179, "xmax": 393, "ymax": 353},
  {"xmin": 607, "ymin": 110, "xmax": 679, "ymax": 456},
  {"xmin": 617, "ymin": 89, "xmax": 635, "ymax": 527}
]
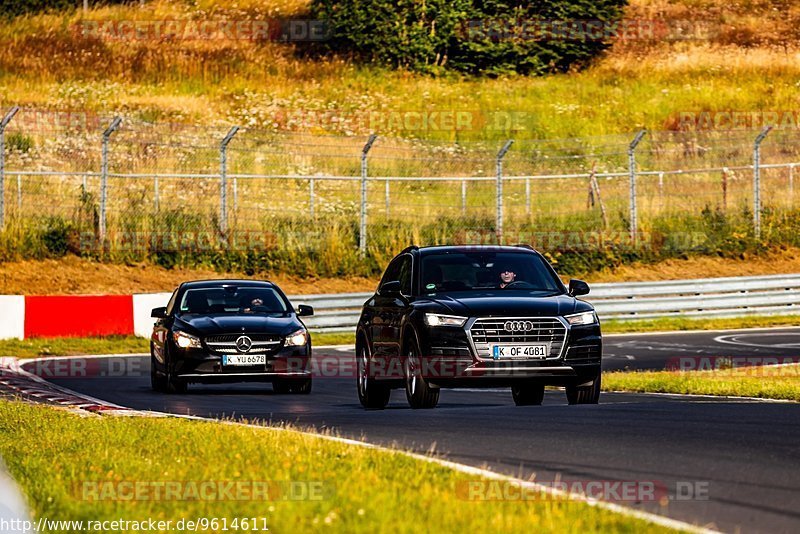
[
  {"xmin": 601, "ymin": 315, "xmax": 800, "ymax": 334},
  {"xmin": 0, "ymin": 400, "xmax": 667, "ymax": 533},
  {"xmin": 0, "ymin": 336, "xmax": 149, "ymax": 358},
  {"xmin": 603, "ymin": 364, "xmax": 800, "ymax": 402}
]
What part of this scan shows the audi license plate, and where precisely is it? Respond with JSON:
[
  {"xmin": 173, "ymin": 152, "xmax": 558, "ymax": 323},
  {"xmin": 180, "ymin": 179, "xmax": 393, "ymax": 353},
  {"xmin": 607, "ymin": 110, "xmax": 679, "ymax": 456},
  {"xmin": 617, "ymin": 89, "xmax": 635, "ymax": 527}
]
[
  {"xmin": 491, "ymin": 344, "xmax": 549, "ymax": 360},
  {"xmin": 222, "ymin": 354, "xmax": 266, "ymax": 366}
]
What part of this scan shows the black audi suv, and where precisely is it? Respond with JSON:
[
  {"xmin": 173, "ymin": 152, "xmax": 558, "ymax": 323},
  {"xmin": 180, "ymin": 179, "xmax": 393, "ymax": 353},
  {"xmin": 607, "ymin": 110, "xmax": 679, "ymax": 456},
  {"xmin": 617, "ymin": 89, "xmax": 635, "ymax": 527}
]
[
  {"xmin": 356, "ymin": 245, "xmax": 602, "ymax": 409},
  {"xmin": 150, "ymin": 280, "xmax": 314, "ymax": 394}
]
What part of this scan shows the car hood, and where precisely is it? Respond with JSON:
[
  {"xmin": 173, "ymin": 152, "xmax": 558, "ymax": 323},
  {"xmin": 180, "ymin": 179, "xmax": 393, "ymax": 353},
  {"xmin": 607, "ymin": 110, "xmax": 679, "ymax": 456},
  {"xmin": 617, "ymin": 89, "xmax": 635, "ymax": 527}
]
[
  {"xmin": 175, "ymin": 314, "xmax": 300, "ymax": 336},
  {"xmin": 419, "ymin": 291, "xmax": 592, "ymax": 317}
]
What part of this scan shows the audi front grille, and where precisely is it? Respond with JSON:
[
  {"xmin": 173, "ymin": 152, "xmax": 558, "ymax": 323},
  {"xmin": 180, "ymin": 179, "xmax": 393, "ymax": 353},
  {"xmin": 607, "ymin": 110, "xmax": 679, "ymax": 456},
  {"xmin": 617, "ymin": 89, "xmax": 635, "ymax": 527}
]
[{"xmin": 467, "ymin": 317, "xmax": 567, "ymax": 360}]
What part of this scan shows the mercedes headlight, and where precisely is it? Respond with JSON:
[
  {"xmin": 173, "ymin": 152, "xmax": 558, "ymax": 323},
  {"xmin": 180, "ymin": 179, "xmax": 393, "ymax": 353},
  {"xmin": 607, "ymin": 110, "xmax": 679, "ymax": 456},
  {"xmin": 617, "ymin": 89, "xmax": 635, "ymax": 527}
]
[
  {"xmin": 286, "ymin": 328, "xmax": 308, "ymax": 346},
  {"xmin": 565, "ymin": 311, "xmax": 598, "ymax": 326},
  {"xmin": 424, "ymin": 313, "xmax": 467, "ymax": 327},
  {"xmin": 173, "ymin": 330, "xmax": 202, "ymax": 349}
]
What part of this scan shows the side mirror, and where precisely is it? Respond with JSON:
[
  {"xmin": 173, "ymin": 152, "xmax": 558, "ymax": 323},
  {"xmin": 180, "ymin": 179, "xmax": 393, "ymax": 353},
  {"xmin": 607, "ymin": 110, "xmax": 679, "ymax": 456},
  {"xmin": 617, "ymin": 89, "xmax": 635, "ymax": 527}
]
[
  {"xmin": 379, "ymin": 280, "xmax": 402, "ymax": 297},
  {"xmin": 568, "ymin": 279, "xmax": 590, "ymax": 297},
  {"xmin": 151, "ymin": 307, "xmax": 167, "ymax": 319},
  {"xmin": 296, "ymin": 304, "xmax": 314, "ymax": 317}
]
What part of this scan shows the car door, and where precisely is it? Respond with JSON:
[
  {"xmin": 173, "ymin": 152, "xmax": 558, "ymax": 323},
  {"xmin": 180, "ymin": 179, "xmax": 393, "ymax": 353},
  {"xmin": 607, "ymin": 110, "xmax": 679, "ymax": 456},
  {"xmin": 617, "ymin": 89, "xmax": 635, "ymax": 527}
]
[
  {"xmin": 377, "ymin": 254, "xmax": 413, "ymax": 373},
  {"xmin": 369, "ymin": 257, "xmax": 403, "ymax": 367},
  {"xmin": 151, "ymin": 288, "xmax": 178, "ymax": 366}
]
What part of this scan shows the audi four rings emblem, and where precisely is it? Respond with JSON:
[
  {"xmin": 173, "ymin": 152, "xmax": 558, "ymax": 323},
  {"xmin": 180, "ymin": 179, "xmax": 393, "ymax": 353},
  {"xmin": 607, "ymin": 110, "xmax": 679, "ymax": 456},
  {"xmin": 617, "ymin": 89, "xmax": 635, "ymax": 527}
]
[
  {"xmin": 235, "ymin": 335, "xmax": 253, "ymax": 353},
  {"xmin": 504, "ymin": 320, "xmax": 534, "ymax": 332}
]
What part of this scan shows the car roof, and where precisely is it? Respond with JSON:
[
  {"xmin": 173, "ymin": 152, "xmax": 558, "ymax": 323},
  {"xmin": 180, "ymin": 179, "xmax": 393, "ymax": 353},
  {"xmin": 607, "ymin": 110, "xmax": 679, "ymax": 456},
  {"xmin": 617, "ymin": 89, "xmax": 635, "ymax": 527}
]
[
  {"xmin": 180, "ymin": 279, "xmax": 276, "ymax": 289},
  {"xmin": 415, "ymin": 245, "xmax": 539, "ymax": 256}
]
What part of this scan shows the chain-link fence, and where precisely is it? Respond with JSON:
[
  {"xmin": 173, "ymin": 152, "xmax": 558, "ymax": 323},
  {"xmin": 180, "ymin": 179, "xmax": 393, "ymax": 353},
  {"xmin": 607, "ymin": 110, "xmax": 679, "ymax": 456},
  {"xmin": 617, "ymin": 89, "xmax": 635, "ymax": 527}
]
[{"xmin": 2, "ymin": 106, "xmax": 800, "ymax": 274}]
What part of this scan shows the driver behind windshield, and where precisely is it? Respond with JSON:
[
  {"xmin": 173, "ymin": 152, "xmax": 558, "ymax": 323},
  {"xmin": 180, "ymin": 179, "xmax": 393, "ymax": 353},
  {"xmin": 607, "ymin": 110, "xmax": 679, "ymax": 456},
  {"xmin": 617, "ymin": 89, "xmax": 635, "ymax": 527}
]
[
  {"xmin": 242, "ymin": 297, "xmax": 267, "ymax": 313},
  {"xmin": 498, "ymin": 265, "xmax": 517, "ymax": 288}
]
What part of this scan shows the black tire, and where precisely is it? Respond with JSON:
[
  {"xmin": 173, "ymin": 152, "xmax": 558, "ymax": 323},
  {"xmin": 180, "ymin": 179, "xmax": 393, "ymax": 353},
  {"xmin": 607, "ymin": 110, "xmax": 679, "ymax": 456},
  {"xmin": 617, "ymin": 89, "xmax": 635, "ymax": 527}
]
[
  {"xmin": 511, "ymin": 382, "xmax": 545, "ymax": 406},
  {"xmin": 566, "ymin": 374, "xmax": 601, "ymax": 405},
  {"xmin": 404, "ymin": 336, "xmax": 439, "ymax": 409},
  {"xmin": 150, "ymin": 349, "xmax": 167, "ymax": 393},
  {"xmin": 272, "ymin": 380, "xmax": 292, "ymax": 394},
  {"xmin": 163, "ymin": 344, "xmax": 188, "ymax": 394},
  {"xmin": 290, "ymin": 378, "xmax": 312, "ymax": 394},
  {"xmin": 274, "ymin": 377, "xmax": 313, "ymax": 394},
  {"xmin": 356, "ymin": 342, "xmax": 391, "ymax": 409}
]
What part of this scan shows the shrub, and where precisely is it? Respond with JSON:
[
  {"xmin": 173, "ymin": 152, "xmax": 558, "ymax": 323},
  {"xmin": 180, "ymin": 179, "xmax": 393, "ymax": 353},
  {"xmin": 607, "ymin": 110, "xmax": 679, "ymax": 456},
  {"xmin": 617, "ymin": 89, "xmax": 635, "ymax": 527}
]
[{"xmin": 310, "ymin": 0, "xmax": 628, "ymax": 75}]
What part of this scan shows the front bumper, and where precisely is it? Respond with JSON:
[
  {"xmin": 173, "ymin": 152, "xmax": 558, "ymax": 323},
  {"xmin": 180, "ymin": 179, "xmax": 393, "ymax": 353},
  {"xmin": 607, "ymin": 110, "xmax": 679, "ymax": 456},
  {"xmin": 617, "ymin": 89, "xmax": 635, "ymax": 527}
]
[
  {"xmin": 172, "ymin": 345, "xmax": 311, "ymax": 384},
  {"xmin": 414, "ymin": 317, "xmax": 601, "ymax": 387}
]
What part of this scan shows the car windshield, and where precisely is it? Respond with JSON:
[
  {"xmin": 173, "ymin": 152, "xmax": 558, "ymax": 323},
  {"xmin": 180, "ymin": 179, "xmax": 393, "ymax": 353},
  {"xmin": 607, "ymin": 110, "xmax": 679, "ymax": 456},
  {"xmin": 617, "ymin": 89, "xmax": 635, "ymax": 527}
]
[
  {"xmin": 421, "ymin": 251, "xmax": 563, "ymax": 294},
  {"xmin": 178, "ymin": 287, "xmax": 288, "ymax": 315}
]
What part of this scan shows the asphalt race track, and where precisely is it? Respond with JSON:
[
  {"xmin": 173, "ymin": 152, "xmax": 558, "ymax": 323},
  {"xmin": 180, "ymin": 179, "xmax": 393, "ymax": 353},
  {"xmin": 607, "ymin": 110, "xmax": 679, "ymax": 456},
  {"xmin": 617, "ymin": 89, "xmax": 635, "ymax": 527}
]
[{"xmin": 39, "ymin": 327, "xmax": 800, "ymax": 534}]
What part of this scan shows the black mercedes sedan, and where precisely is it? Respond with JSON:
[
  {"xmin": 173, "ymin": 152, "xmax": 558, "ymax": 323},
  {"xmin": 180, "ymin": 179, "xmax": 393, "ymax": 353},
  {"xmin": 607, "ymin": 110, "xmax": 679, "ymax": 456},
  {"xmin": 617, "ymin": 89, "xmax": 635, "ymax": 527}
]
[
  {"xmin": 356, "ymin": 245, "xmax": 601, "ymax": 409},
  {"xmin": 150, "ymin": 280, "xmax": 313, "ymax": 394}
]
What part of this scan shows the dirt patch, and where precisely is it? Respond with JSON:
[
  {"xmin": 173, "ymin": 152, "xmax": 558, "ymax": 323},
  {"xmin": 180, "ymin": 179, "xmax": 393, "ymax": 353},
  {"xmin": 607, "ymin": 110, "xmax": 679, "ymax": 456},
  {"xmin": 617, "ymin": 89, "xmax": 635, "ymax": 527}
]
[
  {"xmin": 1, "ymin": 251, "xmax": 800, "ymax": 295},
  {"xmin": 0, "ymin": 256, "xmax": 377, "ymax": 295},
  {"xmin": 586, "ymin": 248, "xmax": 800, "ymax": 283}
]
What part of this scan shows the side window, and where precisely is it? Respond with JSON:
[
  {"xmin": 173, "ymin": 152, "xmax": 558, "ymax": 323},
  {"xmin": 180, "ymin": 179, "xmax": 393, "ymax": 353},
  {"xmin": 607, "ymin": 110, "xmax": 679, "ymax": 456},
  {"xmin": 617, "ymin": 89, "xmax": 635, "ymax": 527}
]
[
  {"xmin": 398, "ymin": 255, "xmax": 412, "ymax": 296},
  {"xmin": 378, "ymin": 257, "xmax": 403, "ymax": 293},
  {"xmin": 165, "ymin": 289, "xmax": 179, "ymax": 316}
]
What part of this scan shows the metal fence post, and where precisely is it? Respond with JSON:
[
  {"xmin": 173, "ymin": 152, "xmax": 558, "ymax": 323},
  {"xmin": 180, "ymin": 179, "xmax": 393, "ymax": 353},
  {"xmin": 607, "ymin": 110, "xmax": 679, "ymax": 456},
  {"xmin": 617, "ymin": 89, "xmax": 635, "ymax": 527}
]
[
  {"xmin": 359, "ymin": 134, "xmax": 377, "ymax": 255},
  {"xmin": 753, "ymin": 126, "xmax": 772, "ymax": 240},
  {"xmin": 154, "ymin": 176, "xmax": 159, "ymax": 212},
  {"xmin": 309, "ymin": 178, "xmax": 315, "ymax": 218},
  {"xmin": 385, "ymin": 179, "xmax": 390, "ymax": 217},
  {"xmin": 495, "ymin": 140, "xmax": 514, "ymax": 244},
  {"xmin": 627, "ymin": 130, "xmax": 647, "ymax": 244},
  {"xmin": 100, "ymin": 116, "xmax": 122, "ymax": 241},
  {"xmin": 0, "ymin": 106, "xmax": 20, "ymax": 230},
  {"xmin": 525, "ymin": 177, "xmax": 531, "ymax": 216},
  {"xmin": 461, "ymin": 179, "xmax": 467, "ymax": 216},
  {"xmin": 219, "ymin": 126, "xmax": 240, "ymax": 235}
]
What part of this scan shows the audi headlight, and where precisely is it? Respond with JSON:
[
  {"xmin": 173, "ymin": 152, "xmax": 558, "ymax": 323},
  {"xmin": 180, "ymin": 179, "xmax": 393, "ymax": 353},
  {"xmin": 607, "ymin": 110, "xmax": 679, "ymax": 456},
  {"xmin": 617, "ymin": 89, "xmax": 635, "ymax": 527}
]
[
  {"xmin": 173, "ymin": 330, "xmax": 202, "ymax": 349},
  {"xmin": 565, "ymin": 311, "xmax": 598, "ymax": 326},
  {"xmin": 424, "ymin": 313, "xmax": 467, "ymax": 327},
  {"xmin": 286, "ymin": 328, "xmax": 308, "ymax": 347}
]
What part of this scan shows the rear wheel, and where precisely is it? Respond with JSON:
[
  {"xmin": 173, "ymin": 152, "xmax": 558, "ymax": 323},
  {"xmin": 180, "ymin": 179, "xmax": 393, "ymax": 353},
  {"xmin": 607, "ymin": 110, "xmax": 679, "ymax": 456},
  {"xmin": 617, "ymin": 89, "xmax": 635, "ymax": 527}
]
[
  {"xmin": 566, "ymin": 374, "xmax": 601, "ymax": 405},
  {"xmin": 511, "ymin": 382, "xmax": 545, "ymax": 406},
  {"xmin": 404, "ymin": 337, "xmax": 439, "ymax": 409},
  {"xmin": 356, "ymin": 342, "xmax": 391, "ymax": 409}
]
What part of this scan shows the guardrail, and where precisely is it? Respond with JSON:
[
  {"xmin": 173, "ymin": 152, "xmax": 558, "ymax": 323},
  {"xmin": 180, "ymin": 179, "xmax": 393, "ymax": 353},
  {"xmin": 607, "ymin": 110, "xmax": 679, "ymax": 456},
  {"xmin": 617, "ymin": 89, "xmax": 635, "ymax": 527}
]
[{"xmin": 291, "ymin": 273, "xmax": 800, "ymax": 332}]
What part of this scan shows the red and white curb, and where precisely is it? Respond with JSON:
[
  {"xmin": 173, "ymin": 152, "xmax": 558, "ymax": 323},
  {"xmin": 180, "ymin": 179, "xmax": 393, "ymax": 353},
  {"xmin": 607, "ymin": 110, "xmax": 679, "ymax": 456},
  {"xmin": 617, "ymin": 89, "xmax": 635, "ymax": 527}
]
[{"xmin": 0, "ymin": 292, "xmax": 172, "ymax": 340}]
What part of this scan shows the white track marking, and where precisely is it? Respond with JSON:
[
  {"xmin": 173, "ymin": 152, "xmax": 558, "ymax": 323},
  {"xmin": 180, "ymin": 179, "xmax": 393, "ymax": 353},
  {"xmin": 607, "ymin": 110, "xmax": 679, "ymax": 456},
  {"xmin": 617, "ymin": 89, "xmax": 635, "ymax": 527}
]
[{"xmin": 712, "ymin": 332, "xmax": 800, "ymax": 349}]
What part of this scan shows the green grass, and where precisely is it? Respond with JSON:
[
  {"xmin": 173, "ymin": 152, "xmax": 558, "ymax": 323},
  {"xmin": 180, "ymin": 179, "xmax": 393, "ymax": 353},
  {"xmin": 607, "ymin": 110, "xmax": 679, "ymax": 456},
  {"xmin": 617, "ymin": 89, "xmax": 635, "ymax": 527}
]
[
  {"xmin": 0, "ymin": 400, "xmax": 669, "ymax": 533},
  {"xmin": 601, "ymin": 314, "xmax": 800, "ymax": 334},
  {"xmin": 0, "ymin": 336, "xmax": 148, "ymax": 358},
  {"xmin": 603, "ymin": 364, "xmax": 800, "ymax": 401}
]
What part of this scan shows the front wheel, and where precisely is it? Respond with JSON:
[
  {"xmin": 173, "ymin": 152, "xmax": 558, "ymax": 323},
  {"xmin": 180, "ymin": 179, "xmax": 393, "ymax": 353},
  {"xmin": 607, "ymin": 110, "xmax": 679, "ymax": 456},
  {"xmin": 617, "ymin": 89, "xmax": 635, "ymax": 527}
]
[
  {"xmin": 511, "ymin": 382, "xmax": 545, "ymax": 406},
  {"xmin": 356, "ymin": 343, "xmax": 391, "ymax": 409},
  {"xmin": 566, "ymin": 374, "xmax": 601, "ymax": 405},
  {"xmin": 404, "ymin": 337, "xmax": 439, "ymax": 409},
  {"xmin": 274, "ymin": 377, "xmax": 312, "ymax": 394},
  {"xmin": 150, "ymin": 349, "xmax": 166, "ymax": 392}
]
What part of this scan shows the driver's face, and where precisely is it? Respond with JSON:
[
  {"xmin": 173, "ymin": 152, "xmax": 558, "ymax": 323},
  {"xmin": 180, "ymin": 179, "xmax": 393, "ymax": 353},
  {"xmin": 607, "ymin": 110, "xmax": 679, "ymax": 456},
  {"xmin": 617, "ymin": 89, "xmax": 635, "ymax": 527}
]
[
  {"xmin": 251, "ymin": 298, "xmax": 263, "ymax": 307},
  {"xmin": 500, "ymin": 270, "xmax": 516, "ymax": 283}
]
